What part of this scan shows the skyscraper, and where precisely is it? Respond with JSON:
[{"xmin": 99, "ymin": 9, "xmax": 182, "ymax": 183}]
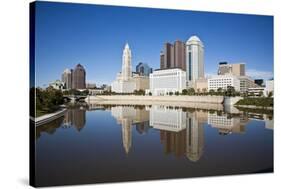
[
  {"xmin": 61, "ymin": 68, "xmax": 72, "ymax": 89},
  {"xmin": 160, "ymin": 40, "xmax": 186, "ymax": 71},
  {"xmin": 164, "ymin": 43, "xmax": 174, "ymax": 69},
  {"xmin": 122, "ymin": 43, "xmax": 132, "ymax": 81},
  {"xmin": 136, "ymin": 62, "xmax": 152, "ymax": 76},
  {"xmin": 186, "ymin": 36, "xmax": 204, "ymax": 87},
  {"xmin": 72, "ymin": 64, "xmax": 86, "ymax": 89},
  {"xmin": 160, "ymin": 51, "xmax": 164, "ymax": 69},
  {"xmin": 174, "ymin": 40, "xmax": 186, "ymax": 71}
]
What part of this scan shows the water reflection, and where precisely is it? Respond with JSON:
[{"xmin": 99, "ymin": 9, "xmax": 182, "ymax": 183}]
[
  {"xmin": 36, "ymin": 104, "xmax": 273, "ymax": 161},
  {"xmin": 35, "ymin": 104, "xmax": 273, "ymax": 186}
]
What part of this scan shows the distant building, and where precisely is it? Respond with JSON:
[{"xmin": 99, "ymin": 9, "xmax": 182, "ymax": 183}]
[
  {"xmin": 247, "ymin": 87, "xmax": 265, "ymax": 96},
  {"xmin": 218, "ymin": 62, "xmax": 245, "ymax": 76},
  {"xmin": 49, "ymin": 80, "xmax": 65, "ymax": 90},
  {"xmin": 208, "ymin": 75, "xmax": 240, "ymax": 92},
  {"xmin": 112, "ymin": 43, "xmax": 149, "ymax": 93},
  {"xmin": 72, "ymin": 64, "xmax": 86, "ymax": 89},
  {"xmin": 149, "ymin": 68, "xmax": 186, "ymax": 96},
  {"xmin": 160, "ymin": 40, "xmax": 186, "ymax": 71},
  {"xmin": 61, "ymin": 69, "xmax": 72, "ymax": 89},
  {"xmin": 238, "ymin": 76, "xmax": 259, "ymax": 93},
  {"xmin": 160, "ymin": 51, "xmax": 164, "ymax": 69},
  {"xmin": 174, "ymin": 40, "xmax": 186, "ymax": 71},
  {"xmin": 186, "ymin": 36, "xmax": 204, "ymax": 87},
  {"xmin": 194, "ymin": 77, "xmax": 208, "ymax": 93},
  {"xmin": 86, "ymin": 83, "xmax": 96, "ymax": 89},
  {"xmin": 264, "ymin": 80, "xmax": 274, "ymax": 96},
  {"xmin": 254, "ymin": 79, "xmax": 264, "ymax": 86},
  {"xmin": 136, "ymin": 62, "xmax": 153, "ymax": 76}
]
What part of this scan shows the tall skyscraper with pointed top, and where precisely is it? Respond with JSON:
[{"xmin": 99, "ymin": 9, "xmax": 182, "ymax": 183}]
[{"xmin": 122, "ymin": 43, "xmax": 132, "ymax": 81}]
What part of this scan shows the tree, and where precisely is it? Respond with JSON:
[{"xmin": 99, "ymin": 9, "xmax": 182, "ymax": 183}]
[
  {"xmin": 169, "ymin": 92, "xmax": 173, "ymax": 96},
  {"xmin": 187, "ymin": 88, "xmax": 195, "ymax": 95},
  {"xmin": 202, "ymin": 88, "xmax": 207, "ymax": 94},
  {"xmin": 268, "ymin": 91, "xmax": 273, "ymax": 98},
  {"xmin": 225, "ymin": 86, "xmax": 236, "ymax": 97},
  {"xmin": 209, "ymin": 89, "xmax": 215, "ymax": 96},
  {"xmin": 148, "ymin": 92, "xmax": 152, "ymax": 96},
  {"xmin": 175, "ymin": 91, "xmax": 179, "ymax": 96},
  {"xmin": 182, "ymin": 89, "xmax": 188, "ymax": 95}
]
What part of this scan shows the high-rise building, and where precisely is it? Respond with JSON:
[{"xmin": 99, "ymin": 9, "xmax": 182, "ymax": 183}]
[
  {"xmin": 160, "ymin": 41, "xmax": 186, "ymax": 71},
  {"xmin": 136, "ymin": 62, "xmax": 153, "ymax": 76},
  {"xmin": 160, "ymin": 51, "xmax": 164, "ymax": 69},
  {"xmin": 61, "ymin": 68, "xmax": 72, "ymax": 89},
  {"xmin": 122, "ymin": 43, "xmax": 132, "ymax": 81},
  {"xmin": 174, "ymin": 40, "xmax": 186, "ymax": 71},
  {"xmin": 218, "ymin": 62, "xmax": 245, "ymax": 76},
  {"xmin": 164, "ymin": 43, "xmax": 174, "ymax": 69},
  {"xmin": 186, "ymin": 36, "xmax": 204, "ymax": 87},
  {"xmin": 72, "ymin": 64, "xmax": 86, "ymax": 89}
]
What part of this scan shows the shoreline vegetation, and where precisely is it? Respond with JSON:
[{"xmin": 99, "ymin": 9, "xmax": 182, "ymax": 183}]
[{"xmin": 31, "ymin": 87, "xmax": 274, "ymax": 122}]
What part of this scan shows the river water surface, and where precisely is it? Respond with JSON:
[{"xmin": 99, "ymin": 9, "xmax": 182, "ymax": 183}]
[{"xmin": 35, "ymin": 104, "xmax": 273, "ymax": 186}]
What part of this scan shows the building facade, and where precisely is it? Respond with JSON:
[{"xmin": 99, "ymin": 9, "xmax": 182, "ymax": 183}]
[
  {"xmin": 174, "ymin": 40, "xmax": 186, "ymax": 71},
  {"xmin": 49, "ymin": 80, "xmax": 65, "ymax": 90},
  {"xmin": 136, "ymin": 62, "xmax": 153, "ymax": 76},
  {"xmin": 61, "ymin": 69, "xmax": 72, "ymax": 89},
  {"xmin": 185, "ymin": 36, "xmax": 204, "ymax": 87},
  {"xmin": 208, "ymin": 75, "xmax": 240, "ymax": 92},
  {"xmin": 111, "ymin": 43, "xmax": 136, "ymax": 93},
  {"xmin": 218, "ymin": 62, "xmax": 245, "ymax": 76},
  {"xmin": 72, "ymin": 64, "xmax": 86, "ymax": 89},
  {"xmin": 149, "ymin": 68, "xmax": 186, "ymax": 96}
]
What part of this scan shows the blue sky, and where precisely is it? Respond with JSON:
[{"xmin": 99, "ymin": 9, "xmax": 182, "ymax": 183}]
[{"xmin": 34, "ymin": 1, "xmax": 273, "ymax": 87}]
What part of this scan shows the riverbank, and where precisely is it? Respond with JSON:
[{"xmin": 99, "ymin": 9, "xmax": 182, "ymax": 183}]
[
  {"xmin": 86, "ymin": 95, "xmax": 224, "ymax": 104},
  {"xmin": 31, "ymin": 108, "xmax": 67, "ymax": 127}
]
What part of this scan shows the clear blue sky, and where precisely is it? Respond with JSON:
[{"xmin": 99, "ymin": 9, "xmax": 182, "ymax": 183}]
[{"xmin": 34, "ymin": 1, "xmax": 273, "ymax": 87}]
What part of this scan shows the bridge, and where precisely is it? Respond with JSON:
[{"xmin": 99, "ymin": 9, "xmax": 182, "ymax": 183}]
[{"xmin": 63, "ymin": 95, "xmax": 87, "ymax": 102}]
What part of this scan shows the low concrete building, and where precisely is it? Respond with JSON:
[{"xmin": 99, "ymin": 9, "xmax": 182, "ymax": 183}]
[
  {"xmin": 149, "ymin": 68, "xmax": 186, "ymax": 96},
  {"xmin": 133, "ymin": 75, "xmax": 149, "ymax": 91},
  {"xmin": 194, "ymin": 77, "xmax": 208, "ymax": 93},
  {"xmin": 238, "ymin": 76, "xmax": 259, "ymax": 93},
  {"xmin": 208, "ymin": 75, "xmax": 240, "ymax": 92},
  {"xmin": 247, "ymin": 87, "xmax": 265, "ymax": 96}
]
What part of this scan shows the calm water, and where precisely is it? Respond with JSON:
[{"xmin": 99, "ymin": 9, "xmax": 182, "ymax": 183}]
[{"xmin": 35, "ymin": 104, "xmax": 273, "ymax": 186}]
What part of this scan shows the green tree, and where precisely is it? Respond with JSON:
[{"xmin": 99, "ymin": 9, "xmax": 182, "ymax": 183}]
[
  {"xmin": 209, "ymin": 89, "xmax": 215, "ymax": 96},
  {"xmin": 182, "ymin": 89, "xmax": 188, "ymax": 95}
]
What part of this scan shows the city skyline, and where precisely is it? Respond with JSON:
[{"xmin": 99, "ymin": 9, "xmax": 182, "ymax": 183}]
[{"xmin": 35, "ymin": 2, "xmax": 273, "ymax": 87}]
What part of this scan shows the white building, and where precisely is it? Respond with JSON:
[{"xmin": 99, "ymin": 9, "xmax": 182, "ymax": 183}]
[
  {"xmin": 264, "ymin": 80, "xmax": 274, "ymax": 97},
  {"xmin": 149, "ymin": 68, "xmax": 186, "ymax": 96},
  {"xmin": 111, "ymin": 43, "xmax": 136, "ymax": 93},
  {"xmin": 186, "ymin": 36, "xmax": 204, "ymax": 87},
  {"xmin": 49, "ymin": 80, "xmax": 65, "ymax": 90},
  {"xmin": 208, "ymin": 75, "xmax": 240, "ymax": 92},
  {"xmin": 238, "ymin": 76, "xmax": 259, "ymax": 93},
  {"xmin": 149, "ymin": 105, "xmax": 186, "ymax": 132}
]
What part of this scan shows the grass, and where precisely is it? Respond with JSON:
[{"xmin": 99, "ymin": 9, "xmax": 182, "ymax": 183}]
[{"xmin": 235, "ymin": 97, "xmax": 273, "ymax": 107}]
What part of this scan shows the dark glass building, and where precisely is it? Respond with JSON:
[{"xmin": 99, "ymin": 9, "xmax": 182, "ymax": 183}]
[{"xmin": 72, "ymin": 64, "xmax": 86, "ymax": 89}]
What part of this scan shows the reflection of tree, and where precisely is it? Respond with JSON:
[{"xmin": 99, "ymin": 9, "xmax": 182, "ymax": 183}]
[{"xmin": 36, "ymin": 117, "xmax": 64, "ymax": 140}]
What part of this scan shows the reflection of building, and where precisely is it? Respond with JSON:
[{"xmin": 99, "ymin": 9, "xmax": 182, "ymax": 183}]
[
  {"xmin": 61, "ymin": 69, "xmax": 73, "ymax": 89},
  {"xmin": 186, "ymin": 36, "xmax": 204, "ymax": 87},
  {"xmin": 150, "ymin": 105, "xmax": 186, "ymax": 132},
  {"xmin": 149, "ymin": 68, "xmax": 186, "ymax": 96},
  {"xmin": 63, "ymin": 108, "xmax": 86, "ymax": 131},
  {"xmin": 186, "ymin": 112, "xmax": 204, "ymax": 162},
  {"xmin": 72, "ymin": 64, "xmax": 86, "ymax": 89},
  {"xmin": 208, "ymin": 112, "xmax": 245, "ymax": 135},
  {"xmin": 160, "ymin": 129, "xmax": 186, "ymax": 158},
  {"xmin": 136, "ymin": 62, "xmax": 153, "ymax": 76},
  {"xmin": 111, "ymin": 106, "xmax": 149, "ymax": 154}
]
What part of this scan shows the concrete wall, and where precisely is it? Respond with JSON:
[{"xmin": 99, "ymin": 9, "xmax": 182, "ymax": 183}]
[
  {"xmin": 86, "ymin": 95, "xmax": 224, "ymax": 104},
  {"xmin": 224, "ymin": 96, "xmax": 243, "ymax": 106}
]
